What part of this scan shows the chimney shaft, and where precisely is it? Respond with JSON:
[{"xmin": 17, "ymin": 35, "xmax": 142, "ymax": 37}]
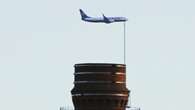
[{"xmin": 71, "ymin": 63, "xmax": 129, "ymax": 110}]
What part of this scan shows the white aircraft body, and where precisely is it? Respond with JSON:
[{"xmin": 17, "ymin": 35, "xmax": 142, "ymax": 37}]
[{"xmin": 79, "ymin": 9, "xmax": 128, "ymax": 24}]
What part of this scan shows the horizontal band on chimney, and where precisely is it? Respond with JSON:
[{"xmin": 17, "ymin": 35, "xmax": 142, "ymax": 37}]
[
  {"xmin": 74, "ymin": 81, "xmax": 125, "ymax": 84},
  {"xmin": 72, "ymin": 93, "xmax": 128, "ymax": 97},
  {"xmin": 74, "ymin": 72, "xmax": 125, "ymax": 75}
]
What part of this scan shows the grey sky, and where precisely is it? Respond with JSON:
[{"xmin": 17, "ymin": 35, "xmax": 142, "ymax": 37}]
[{"xmin": 0, "ymin": 0, "xmax": 195, "ymax": 110}]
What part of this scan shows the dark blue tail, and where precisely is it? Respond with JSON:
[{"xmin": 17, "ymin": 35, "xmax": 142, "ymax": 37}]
[{"xmin": 79, "ymin": 9, "xmax": 90, "ymax": 19}]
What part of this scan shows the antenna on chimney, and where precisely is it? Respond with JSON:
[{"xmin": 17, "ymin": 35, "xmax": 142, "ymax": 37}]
[{"xmin": 124, "ymin": 22, "xmax": 127, "ymax": 64}]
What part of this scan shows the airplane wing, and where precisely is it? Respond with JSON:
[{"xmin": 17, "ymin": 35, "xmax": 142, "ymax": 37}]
[
  {"xmin": 103, "ymin": 14, "xmax": 114, "ymax": 23},
  {"xmin": 103, "ymin": 14, "xmax": 109, "ymax": 21}
]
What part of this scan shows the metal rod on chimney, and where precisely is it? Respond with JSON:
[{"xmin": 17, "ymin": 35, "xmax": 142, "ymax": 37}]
[{"xmin": 124, "ymin": 22, "xmax": 126, "ymax": 64}]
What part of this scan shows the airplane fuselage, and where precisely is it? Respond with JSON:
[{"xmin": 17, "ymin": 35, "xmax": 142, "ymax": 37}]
[
  {"xmin": 83, "ymin": 17, "xmax": 127, "ymax": 23},
  {"xmin": 82, "ymin": 17, "xmax": 127, "ymax": 24}
]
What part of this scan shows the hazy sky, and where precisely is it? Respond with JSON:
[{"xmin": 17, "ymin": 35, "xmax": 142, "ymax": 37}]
[{"xmin": 0, "ymin": 0, "xmax": 195, "ymax": 110}]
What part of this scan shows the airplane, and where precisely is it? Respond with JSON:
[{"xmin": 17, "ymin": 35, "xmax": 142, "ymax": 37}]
[{"xmin": 79, "ymin": 9, "xmax": 128, "ymax": 24}]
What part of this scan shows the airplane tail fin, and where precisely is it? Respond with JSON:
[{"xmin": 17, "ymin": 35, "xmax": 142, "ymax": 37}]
[{"xmin": 79, "ymin": 9, "xmax": 90, "ymax": 19}]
